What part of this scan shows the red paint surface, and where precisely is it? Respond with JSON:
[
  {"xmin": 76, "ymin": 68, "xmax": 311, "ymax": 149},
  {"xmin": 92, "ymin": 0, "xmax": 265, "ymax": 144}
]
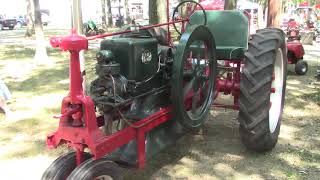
[
  {"xmin": 287, "ymin": 41, "xmax": 305, "ymax": 64},
  {"xmin": 199, "ymin": 0, "xmax": 225, "ymax": 10}
]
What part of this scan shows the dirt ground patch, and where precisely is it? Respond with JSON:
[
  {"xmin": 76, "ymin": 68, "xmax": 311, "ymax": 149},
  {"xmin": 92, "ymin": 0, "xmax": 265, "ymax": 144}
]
[{"xmin": 0, "ymin": 38, "xmax": 319, "ymax": 179}]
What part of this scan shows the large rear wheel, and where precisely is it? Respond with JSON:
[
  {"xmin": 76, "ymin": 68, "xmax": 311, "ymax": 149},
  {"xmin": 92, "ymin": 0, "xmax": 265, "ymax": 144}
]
[
  {"xmin": 172, "ymin": 25, "xmax": 217, "ymax": 130},
  {"xmin": 239, "ymin": 28, "xmax": 287, "ymax": 152}
]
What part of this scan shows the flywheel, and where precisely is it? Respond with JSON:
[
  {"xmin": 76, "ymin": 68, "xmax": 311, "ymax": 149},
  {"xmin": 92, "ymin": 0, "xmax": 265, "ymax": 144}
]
[{"xmin": 172, "ymin": 25, "xmax": 217, "ymax": 130}]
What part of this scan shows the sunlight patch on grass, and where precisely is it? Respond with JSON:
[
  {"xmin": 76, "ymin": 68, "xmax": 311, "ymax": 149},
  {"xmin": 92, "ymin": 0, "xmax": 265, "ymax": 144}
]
[
  {"xmin": 278, "ymin": 153, "xmax": 303, "ymax": 167},
  {"xmin": 284, "ymin": 106, "xmax": 307, "ymax": 117},
  {"xmin": 0, "ymin": 155, "xmax": 55, "ymax": 180},
  {"xmin": 58, "ymin": 79, "xmax": 70, "ymax": 85},
  {"xmin": 278, "ymin": 124, "xmax": 299, "ymax": 141},
  {"xmin": 287, "ymin": 79, "xmax": 302, "ymax": 85},
  {"xmin": 0, "ymin": 60, "xmax": 35, "ymax": 79},
  {"xmin": 213, "ymin": 163, "xmax": 265, "ymax": 180}
]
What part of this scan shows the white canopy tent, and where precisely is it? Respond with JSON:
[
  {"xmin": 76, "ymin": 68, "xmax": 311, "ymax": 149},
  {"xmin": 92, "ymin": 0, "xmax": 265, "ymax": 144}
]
[
  {"xmin": 238, "ymin": 0, "xmax": 266, "ymax": 33},
  {"xmin": 237, "ymin": 0, "xmax": 260, "ymax": 10}
]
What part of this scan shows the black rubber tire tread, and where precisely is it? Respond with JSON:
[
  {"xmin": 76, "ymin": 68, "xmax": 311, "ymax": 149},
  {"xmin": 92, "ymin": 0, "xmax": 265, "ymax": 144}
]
[
  {"xmin": 41, "ymin": 152, "xmax": 92, "ymax": 180},
  {"xmin": 295, "ymin": 60, "xmax": 308, "ymax": 75},
  {"xmin": 239, "ymin": 28, "xmax": 287, "ymax": 152},
  {"xmin": 172, "ymin": 25, "xmax": 217, "ymax": 130},
  {"xmin": 67, "ymin": 159, "xmax": 122, "ymax": 180}
]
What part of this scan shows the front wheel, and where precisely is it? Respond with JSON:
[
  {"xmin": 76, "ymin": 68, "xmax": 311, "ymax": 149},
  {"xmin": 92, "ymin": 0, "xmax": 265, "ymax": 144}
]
[
  {"xmin": 67, "ymin": 159, "xmax": 122, "ymax": 180},
  {"xmin": 238, "ymin": 28, "xmax": 287, "ymax": 152},
  {"xmin": 295, "ymin": 60, "xmax": 308, "ymax": 75},
  {"xmin": 41, "ymin": 152, "xmax": 92, "ymax": 180}
]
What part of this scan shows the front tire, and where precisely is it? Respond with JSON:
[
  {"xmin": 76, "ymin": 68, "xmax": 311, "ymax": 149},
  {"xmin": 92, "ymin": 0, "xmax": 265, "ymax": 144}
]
[
  {"xmin": 41, "ymin": 152, "xmax": 92, "ymax": 180},
  {"xmin": 239, "ymin": 28, "xmax": 287, "ymax": 152},
  {"xmin": 67, "ymin": 159, "xmax": 122, "ymax": 180},
  {"xmin": 295, "ymin": 60, "xmax": 308, "ymax": 75}
]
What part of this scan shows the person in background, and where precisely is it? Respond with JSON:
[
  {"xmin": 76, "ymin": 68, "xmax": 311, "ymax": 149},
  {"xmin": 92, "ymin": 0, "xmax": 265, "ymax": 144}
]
[{"xmin": 0, "ymin": 80, "xmax": 12, "ymax": 118}]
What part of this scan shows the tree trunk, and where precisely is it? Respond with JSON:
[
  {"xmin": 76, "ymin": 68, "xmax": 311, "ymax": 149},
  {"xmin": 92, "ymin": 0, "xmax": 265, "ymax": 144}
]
[
  {"xmin": 149, "ymin": 0, "xmax": 159, "ymax": 24},
  {"xmin": 157, "ymin": 0, "xmax": 167, "ymax": 23},
  {"xmin": 118, "ymin": 0, "xmax": 121, "ymax": 16},
  {"xmin": 101, "ymin": 0, "xmax": 107, "ymax": 28},
  {"xmin": 224, "ymin": 0, "xmax": 237, "ymax": 10},
  {"xmin": 267, "ymin": 0, "xmax": 282, "ymax": 28},
  {"xmin": 25, "ymin": 0, "xmax": 34, "ymax": 37},
  {"xmin": 33, "ymin": 0, "xmax": 51, "ymax": 65},
  {"xmin": 106, "ymin": 0, "xmax": 113, "ymax": 26},
  {"xmin": 124, "ymin": 0, "xmax": 130, "ymax": 23},
  {"xmin": 149, "ymin": 0, "xmax": 167, "ymax": 24}
]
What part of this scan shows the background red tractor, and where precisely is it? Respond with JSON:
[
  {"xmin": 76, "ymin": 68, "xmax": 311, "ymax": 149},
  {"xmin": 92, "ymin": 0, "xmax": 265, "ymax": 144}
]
[
  {"xmin": 42, "ymin": 0, "xmax": 287, "ymax": 179},
  {"xmin": 286, "ymin": 19, "xmax": 308, "ymax": 75},
  {"xmin": 201, "ymin": 0, "xmax": 308, "ymax": 75}
]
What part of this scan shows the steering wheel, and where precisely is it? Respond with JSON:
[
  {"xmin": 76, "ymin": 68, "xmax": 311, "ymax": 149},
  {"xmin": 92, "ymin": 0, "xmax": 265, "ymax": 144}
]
[{"xmin": 172, "ymin": 0, "xmax": 207, "ymax": 36}]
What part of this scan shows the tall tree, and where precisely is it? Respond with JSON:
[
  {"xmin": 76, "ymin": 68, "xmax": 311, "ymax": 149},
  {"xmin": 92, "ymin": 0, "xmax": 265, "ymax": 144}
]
[
  {"xmin": 106, "ymin": 0, "xmax": 113, "ymax": 26},
  {"xmin": 149, "ymin": 0, "xmax": 167, "ymax": 24},
  {"xmin": 149, "ymin": 0, "xmax": 158, "ymax": 24},
  {"xmin": 25, "ymin": 0, "xmax": 34, "ymax": 37},
  {"xmin": 33, "ymin": 0, "xmax": 51, "ymax": 64},
  {"xmin": 267, "ymin": 0, "xmax": 282, "ymax": 27},
  {"xmin": 157, "ymin": 0, "xmax": 167, "ymax": 23},
  {"xmin": 124, "ymin": 0, "xmax": 130, "ymax": 23},
  {"xmin": 225, "ymin": 0, "xmax": 237, "ymax": 10},
  {"xmin": 101, "ymin": 0, "xmax": 107, "ymax": 28}
]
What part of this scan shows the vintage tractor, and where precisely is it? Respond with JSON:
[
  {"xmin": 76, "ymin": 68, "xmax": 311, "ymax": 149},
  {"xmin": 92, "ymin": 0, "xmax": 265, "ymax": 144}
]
[
  {"xmin": 42, "ymin": 0, "xmax": 287, "ymax": 179},
  {"xmin": 283, "ymin": 18, "xmax": 308, "ymax": 75}
]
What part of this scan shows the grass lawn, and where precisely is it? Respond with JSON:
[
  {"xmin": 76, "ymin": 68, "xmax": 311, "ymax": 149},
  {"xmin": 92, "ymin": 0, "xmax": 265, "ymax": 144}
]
[{"xmin": 0, "ymin": 37, "xmax": 319, "ymax": 179}]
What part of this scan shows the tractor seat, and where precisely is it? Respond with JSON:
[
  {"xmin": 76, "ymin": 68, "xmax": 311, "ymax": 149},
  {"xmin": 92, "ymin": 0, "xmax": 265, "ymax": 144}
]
[{"xmin": 188, "ymin": 10, "xmax": 249, "ymax": 60}]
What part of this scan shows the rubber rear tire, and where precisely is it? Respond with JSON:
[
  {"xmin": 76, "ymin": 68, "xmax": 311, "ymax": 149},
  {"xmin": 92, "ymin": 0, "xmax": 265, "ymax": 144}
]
[
  {"xmin": 41, "ymin": 152, "xmax": 92, "ymax": 180},
  {"xmin": 295, "ymin": 60, "xmax": 308, "ymax": 75},
  {"xmin": 67, "ymin": 159, "xmax": 122, "ymax": 180},
  {"xmin": 239, "ymin": 28, "xmax": 287, "ymax": 152}
]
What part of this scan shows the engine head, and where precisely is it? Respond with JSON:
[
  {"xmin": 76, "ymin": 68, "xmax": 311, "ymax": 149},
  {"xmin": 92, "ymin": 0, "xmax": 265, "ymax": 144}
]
[
  {"xmin": 100, "ymin": 38, "xmax": 158, "ymax": 81},
  {"xmin": 90, "ymin": 37, "xmax": 170, "ymax": 114}
]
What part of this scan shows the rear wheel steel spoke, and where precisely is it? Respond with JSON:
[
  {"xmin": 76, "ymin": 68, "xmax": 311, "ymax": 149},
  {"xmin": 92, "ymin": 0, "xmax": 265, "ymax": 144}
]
[
  {"xmin": 183, "ymin": 77, "xmax": 195, "ymax": 97},
  {"xmin": 191, "ymin": 89, "xmax": 200, "ymax": 113},
  {"xmin": 191, "ymin": 94, "xmax": 197, "ymax": 113}
]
